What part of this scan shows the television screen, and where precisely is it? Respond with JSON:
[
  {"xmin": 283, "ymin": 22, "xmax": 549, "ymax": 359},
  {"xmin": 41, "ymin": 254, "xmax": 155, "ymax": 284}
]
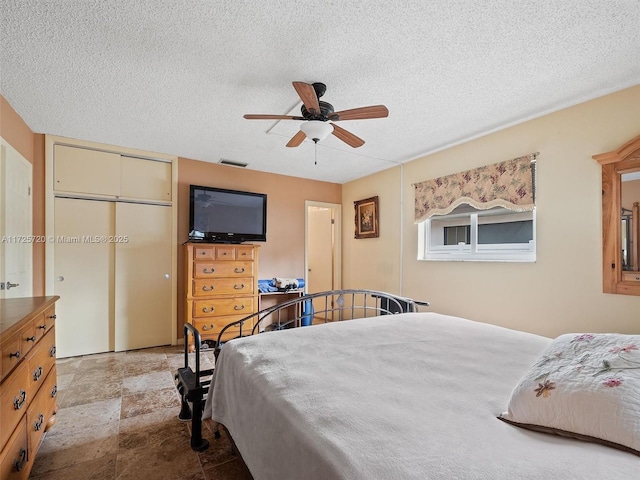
[{"xmin": 189, "ymin": 185, "xmax": 267, "ymax": 243}]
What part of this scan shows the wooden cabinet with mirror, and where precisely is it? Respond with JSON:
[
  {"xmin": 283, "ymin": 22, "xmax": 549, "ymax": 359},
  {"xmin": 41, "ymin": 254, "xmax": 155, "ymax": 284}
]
[{"xmin": 593, "ymin": 134, "xmax": 640, "ymax": 296}]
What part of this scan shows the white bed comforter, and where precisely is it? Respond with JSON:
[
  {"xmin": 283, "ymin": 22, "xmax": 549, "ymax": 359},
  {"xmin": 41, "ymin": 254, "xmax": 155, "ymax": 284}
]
[{"xmin": 205, "ymin": 312, "xmax": 640, "ymax": 479}]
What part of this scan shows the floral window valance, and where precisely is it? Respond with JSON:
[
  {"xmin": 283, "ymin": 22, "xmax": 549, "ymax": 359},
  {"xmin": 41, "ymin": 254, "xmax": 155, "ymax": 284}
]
[{"xmin": 414, "ymin": 153, "xmax": 538, "ymax": 223}]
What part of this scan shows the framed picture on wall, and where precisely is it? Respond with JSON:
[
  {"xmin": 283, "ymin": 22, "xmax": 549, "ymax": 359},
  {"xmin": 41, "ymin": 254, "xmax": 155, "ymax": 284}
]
[{"xmin": 354, "ymin": 196, "xmax": 379, "ymax": 239}]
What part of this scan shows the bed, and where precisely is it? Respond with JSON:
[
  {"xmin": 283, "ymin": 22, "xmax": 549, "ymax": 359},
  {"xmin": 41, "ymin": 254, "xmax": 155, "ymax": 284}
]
[{"xmin": 194, "ymin": 291, "xmax": 640, "ymax": 479}]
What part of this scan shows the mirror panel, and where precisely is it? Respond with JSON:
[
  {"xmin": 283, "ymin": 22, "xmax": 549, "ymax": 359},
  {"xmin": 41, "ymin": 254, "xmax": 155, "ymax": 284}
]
[
  {"xmin": 621, "ymin": 174, "xmax": 640, "ymax": 271},
  {"xmin": 593, "ymin": 135, "xmax": 640, "ymax": 296}
]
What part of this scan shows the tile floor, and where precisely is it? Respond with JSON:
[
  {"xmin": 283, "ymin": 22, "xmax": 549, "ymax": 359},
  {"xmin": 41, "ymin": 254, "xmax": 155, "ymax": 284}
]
[{"xmin": 29, "ymin": 345, "xmax": 251, "ymax": 480}]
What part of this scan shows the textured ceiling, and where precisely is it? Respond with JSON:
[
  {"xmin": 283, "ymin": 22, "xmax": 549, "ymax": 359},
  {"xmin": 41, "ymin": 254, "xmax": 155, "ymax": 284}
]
[{"xmin": 1, "ymin": 1, "xmax": 640, "ymax": 184}]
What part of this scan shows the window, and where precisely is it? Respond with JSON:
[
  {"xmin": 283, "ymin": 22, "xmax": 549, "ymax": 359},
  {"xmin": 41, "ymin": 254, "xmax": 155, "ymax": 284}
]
[
  {"xmin": 414, "ymin": 152, "xmax": 538, "ymax": 262},
  {"xmin": 418, "ymin": 204, "xmax": 536, "ymax": 262}
]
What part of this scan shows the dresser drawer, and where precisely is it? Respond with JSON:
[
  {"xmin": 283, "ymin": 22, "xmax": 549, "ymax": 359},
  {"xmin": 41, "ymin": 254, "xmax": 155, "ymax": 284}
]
[
  {"xmin": 1, "ymin": 334, "xmax": 23, "ymax": 381},
  {"xmin": 235, "ymin": 246, "xmax": 255, "ymax": 260},
  {"xmin": 193, "ymin": 245, "xmax": 215, "ymax": 260},
  {"xmin": 19, "ymin": 323, "xmax": 37, "ymax": 360},
  {"xmin": 0, "ymin": 416, "xmax": 30, "ymax": 480},
  {"xmin": 0, "ymin": 361, "xmax": 29, "ymax": 448},
  {"xmin": 192, "ymin": 277, "xmax": 255, "ymax": 297},
  {"xmin": 27, "ymin": 367, "xmax": 57, "ymax": 456},
  {"xmin": 193, "ymin": 297, "xmax": 255, "ymax": 318},
  {"xmin": 193, "ymin": 315, "xmax": 254, "ymax": 336},
  {"xmin": 215, "ymin": 245, "xmax": 236, "ymax": 260},
  {"xmin": 34, "ymin": 306, "xmax": 56, "ymax": 340},
  {"xmin": 193, "ymin": 261, "xmax": 254, "ymax": 278},
  {"xmin": 27, "ymin": 328, "xmax": 56, "ymax": 400}
]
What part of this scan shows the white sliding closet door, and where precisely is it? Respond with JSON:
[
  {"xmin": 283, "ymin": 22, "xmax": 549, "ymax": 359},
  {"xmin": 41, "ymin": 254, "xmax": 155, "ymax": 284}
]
[
  {"xmin": 54, "ymin": 197, "xmax": 113, "ymax": 357},
  {"xmin": 114, "ymin": 202, "xmax": 172, "ymax": 351}
]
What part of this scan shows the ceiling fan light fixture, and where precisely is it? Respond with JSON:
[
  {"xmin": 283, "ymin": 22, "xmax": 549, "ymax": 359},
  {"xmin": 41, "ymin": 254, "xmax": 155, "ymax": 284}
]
[{"xmin": 300, "ymin": 120, "xmax": 333, "ymax": 143}]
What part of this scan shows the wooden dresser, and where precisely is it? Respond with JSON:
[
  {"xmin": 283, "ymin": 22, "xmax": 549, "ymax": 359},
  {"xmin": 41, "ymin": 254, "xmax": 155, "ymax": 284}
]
[
  {"xmin": 184, "ymin": 243, "xmax": 259, "ymax": 347},
  {"xmin": 0, "ymin": 296, "xmax": 59, "ymax": 479}
]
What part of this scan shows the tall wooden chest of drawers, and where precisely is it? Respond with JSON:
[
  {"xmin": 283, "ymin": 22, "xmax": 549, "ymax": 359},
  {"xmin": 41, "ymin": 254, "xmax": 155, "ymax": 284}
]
[
  {"xmin": 0, "ymin": 296, "xmax": 59, "ymax": 479},
  {"xmin": 184, "ymin": 243, "xmax": 259, "ymax": 347}
]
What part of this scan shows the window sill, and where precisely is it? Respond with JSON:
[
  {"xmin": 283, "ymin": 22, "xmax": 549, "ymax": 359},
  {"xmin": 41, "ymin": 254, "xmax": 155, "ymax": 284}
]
[{"xmin": 419, "ymin": 253, "xmax": 536, "ymax": 263}]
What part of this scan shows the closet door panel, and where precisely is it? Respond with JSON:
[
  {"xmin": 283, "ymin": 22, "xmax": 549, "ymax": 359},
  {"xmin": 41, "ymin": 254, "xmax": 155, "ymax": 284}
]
[
  {"xmin": 54, "ymin": 145, "xmax": 120, "ymax": 196},
  {"xmin": 114, "ymin": 203, "xmax": 172, "ymax": 351},
  {"xmin": 54, "ymin": 197, "xmax": 113, "ymax": 357},
  {"xmin": 120, "ymin": 157, "xmax": 172, "ymax": 202}
]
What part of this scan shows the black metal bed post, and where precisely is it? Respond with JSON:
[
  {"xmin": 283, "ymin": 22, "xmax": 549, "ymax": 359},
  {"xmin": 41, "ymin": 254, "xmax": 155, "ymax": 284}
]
[
  {"xmin": 177, "ymin": 335, "xmax": 192, "ymax": 422},
  {"xmin": 179, "ymin": 324, "xmax": 209, "ymax": 452}
]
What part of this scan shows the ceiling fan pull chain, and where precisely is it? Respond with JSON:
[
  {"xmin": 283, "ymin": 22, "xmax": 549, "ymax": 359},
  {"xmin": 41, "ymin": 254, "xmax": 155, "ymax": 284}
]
[{"xmin": 314, "ymin": 141, "xmax": 318, "ymax": 165}]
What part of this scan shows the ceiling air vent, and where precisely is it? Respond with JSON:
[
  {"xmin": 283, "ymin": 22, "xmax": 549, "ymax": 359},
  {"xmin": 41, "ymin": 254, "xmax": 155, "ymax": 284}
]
[{"xmin": 218, "ymin": 158, "xmax": 248, "ymax": 168}]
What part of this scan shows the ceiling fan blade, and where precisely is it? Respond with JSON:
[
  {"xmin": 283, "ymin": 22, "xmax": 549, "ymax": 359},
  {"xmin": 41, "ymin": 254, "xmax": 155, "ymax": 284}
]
[
  {"xmin": 286, "ymin": 130, "xmax": 307, "ymax": 147},
  {"xmin": 328, "ymin": 105, "xmax": 389, "ymax": 121},
  {"xmin": 331, "ymin": 124, "xmax": 365, "ymax": 148},
  {"xmin": 244, "ymin": 114, "xmax": 305, "ymax": 120},
  {"xmin": 292, "ymin": 81, "xmax": 320, "ymax": 115}
]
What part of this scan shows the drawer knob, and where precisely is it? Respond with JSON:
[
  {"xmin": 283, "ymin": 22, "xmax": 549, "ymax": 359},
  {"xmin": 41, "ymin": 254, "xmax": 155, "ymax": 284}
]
[
  {"xmin": 234, "ymin": 267, "xmax": 245, "ymax": 273},
  {"xmin": 9, "ymin": 350, "xmax": 20, "ymax": 359},
  {"xmin": 202, "ymin": 285, "xmax": 215, "ymax": 292},
  {"xmin": 50, "ymin": 345, "xmax": 57, "ymax": 357},
  {"xmin": 26, "ymin": 335, "xmax": 36, "ymax": 342},
  {"xmin": 234, "ymin": 283, "xmax": 245, "ymax": 290},
  {"xmin": 51, "ymin": 385, "xmax": 58, "ymax": 398},
  {"xmin": 49, "ymin": 314, "xmax": 57, "ymax": 319},
  {"xmin": 202, "ymin": 306, "xmax": 215, "ymax": 313},
  {"xmin": 234, "ymin": 304, "xmax": 246, "ymax": 311},
  {"xmin": 34, "ymin": 413, "xmax": 45, "ymax": 431},
  {"xmin": 202, "ymin": 324, "xmax": 215, "ymax": 331},
  {"xmin": 33, "ymin": 365, "xmax": 43, "ymax": 381},
  {"xmin": 203, "ymin": 267, "xmax": 215, "ymax": 274},
  {"xmin": 13, "ymin": 449, "xmax": 27, "ymax": 472},
  {"xmin": 38, "ymin": 324, "xmax": 47, "ymax": 330},
  {"xmin": 13, "ymin": 389, "xmax": 26, "ymax": 410}
]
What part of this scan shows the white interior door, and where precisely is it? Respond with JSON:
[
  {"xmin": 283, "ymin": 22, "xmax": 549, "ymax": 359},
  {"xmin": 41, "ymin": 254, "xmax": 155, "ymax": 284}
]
[
  {"xmin": 305, "ymin": 202, "xmax": 341, "ymax": 320},
  {"xmin": 0, "ymin": 140, "xmax": 33, "ymax": 299},
  {"xmin": 308, "ymin": 207, "xmax": 334, "ymax": 293},
  {"xmin": 114, "ymin": 202, "xmax": 172, "ymax": 351},
  {"xmin": 54, "ymin": 197, "xmax": 113, "ymax": 357}
]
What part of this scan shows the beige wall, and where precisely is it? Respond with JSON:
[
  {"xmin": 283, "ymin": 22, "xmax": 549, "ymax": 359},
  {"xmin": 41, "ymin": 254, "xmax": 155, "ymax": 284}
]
[
  {"xmin": 177, "ymin": 158, "xmax": 341, "ymax": 335},
  {"xmin": 343, "ymin": 85, "xmax": 640, "ymax": 337},
  {"xmin": 342, "ymin": 165, "xmax": 402, "ymax": 293}
]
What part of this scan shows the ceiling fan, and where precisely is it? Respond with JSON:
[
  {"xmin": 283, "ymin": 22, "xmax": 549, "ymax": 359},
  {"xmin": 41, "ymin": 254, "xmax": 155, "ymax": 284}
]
[{"xmin": 243, "ymin": 82, "xmax": 389, "ymax": 148}]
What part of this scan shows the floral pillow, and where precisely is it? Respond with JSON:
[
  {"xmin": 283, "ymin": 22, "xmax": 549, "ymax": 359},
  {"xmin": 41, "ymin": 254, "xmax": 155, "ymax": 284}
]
[{"xmin": 499, "ymin": 333, "xmax": 640, "ymax": 455}]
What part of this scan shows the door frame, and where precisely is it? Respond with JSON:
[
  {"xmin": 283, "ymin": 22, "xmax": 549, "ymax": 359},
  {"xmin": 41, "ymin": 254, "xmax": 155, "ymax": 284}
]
[{"xmin": 304, "ymin": 200, "xmax": 341, "ymax": 293}]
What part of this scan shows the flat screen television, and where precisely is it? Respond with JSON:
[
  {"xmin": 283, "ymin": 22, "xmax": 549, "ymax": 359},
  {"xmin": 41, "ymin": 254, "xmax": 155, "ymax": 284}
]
[{"xmin": 189, "ymin": 185, "xmax": 267, "ymax": 243}]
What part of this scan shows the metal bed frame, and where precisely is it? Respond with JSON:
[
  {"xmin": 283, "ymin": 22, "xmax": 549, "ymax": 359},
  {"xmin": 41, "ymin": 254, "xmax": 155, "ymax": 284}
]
[{"xmin": 174, "ymin": 289, "xmax": 429, "ymax": 451}]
